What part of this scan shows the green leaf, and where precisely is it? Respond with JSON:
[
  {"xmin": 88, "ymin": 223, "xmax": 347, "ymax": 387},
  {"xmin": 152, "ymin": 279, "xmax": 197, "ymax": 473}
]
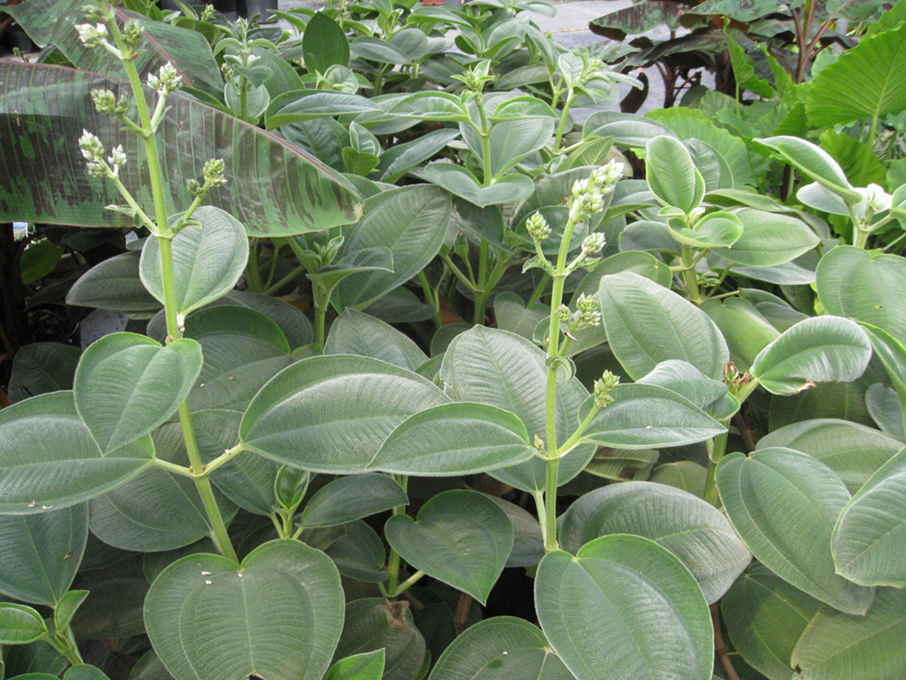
[
  {"xmin": 324, "ymin": 650, "xmax": 385, "ymax": 680},
  {"xmin": 494, "ymin": 292, "xmax": 550, "ymax": 342},
  {"xmin": 716, "ymin": 449, "xmax": 875, "ymax": 614},
  {"xmin": 0, "ymin": 506, "xmax": 88, "ymax": 606},
  {"xmin": 0, "ymin": 392, "xmax": 154, "ymax": 514},
  {"xmin": 0, "ymin": 603, "xmax": 47, "ymax": 645},
  {"xmin": 336, "ymin": 185, "xmax": 451, "ymax": 309},
  {"xmin": 702, "ymin": 297, "xmax": 780, "ymax": 372},
  {"xmin": 377, "ymin": 128, "xmax": 461, "ymax": 183},
  {"xmin": 833, "ymin": 447, "xmax": 906, "ymax": 587},
  {"xmin": 20, "ymin": 240, "xmax": 63, "ymax": 284},
  {"xmin": 368, "ymin": 402, "xmax": 535, "ymax": 476},
  {"xmin": 425, "ymin": 163, "xmax": 535, "ymax": 207},
  {"xmin": 721, "ymin": 564, "xmax": 822, "ymax": 680},
  {"xmin": 439, "ymin": 326, "xmax": 593, "ymax": 492},
  {"xmin": 266, "ymin": 91, "xmax": 381, "ymax": 129},
  {"xmin": 535, "ymin": 535, "xmax": 713, "ymax": 680},
  {"xmin": 589, "ymin": 3, "xmax": 685, "ymax": 38},
  {"xmin": 183, "ymin": 304, "xmax": 290, "ymax": 355},
  {"xmin": 584, "ymin": 112, "xmax": 678, "ymax": 149},
  {"xmin": 324, "ymin": 521, "xmax": 388, "ymax": 583},
  {"xmin": 54, "ymin": 590, "xmax": 89, "ymax": 634},
  {"xmin": 0, "ymin": 63, "xmax": 362, "ymax": 236},
  {"xmin": 240, "ymin": 355, "xmax": 450, "ymax": 473},
  {"xmin": 139, "ymin": 207, "xmax": 249, "ymax": 316},
  {"xmin": 384, "ymin": 490, "xmax": 513, "ymax": 604},
  {"xmin": 861, "ymin": 324, "xmax": 906, "ymax": 406},
  {"xmin": 726, "ymin": 30, "xmax": 776, "ymax": 99},
  {"xmin": 332, "ymin": 599, "xmax": 425, "ymax": 679},
  {"xmin": 297, "ymin": 474, "xmax": 408, "ymax": 528},
  {"xmin": 7, "ymin": 342, "xmax": 81, "ymax": 404},
  {"xmin": 759, "ymin": 418, "xmax": 904, "ymax": 494},
  {"xmin": 428, "ymin": 616, "xmax": 573, "ymax": 680},
  {"xmin": 559, "ymin": 482, "xmax": 750, "ymax": 603},
  {"xmin": 645, "ymin": 136, "xmax": 706, "ymax": 213},
  {"xmin": 88, "ymin": 418, "xmax": 237, "ymax": 552},
  {"xmin": 807, "ymin": 23, "xmax": 906, "ymax": 128},
  {"xmin": 6, "ymin": 0, "xmax": 222, "ymax": 97},
  {"xmin": 755, "ymin": 136, "xmax": 861, "ymax": 204},
  {"xmin": 382, "ymin": 92, "xmax": 469, "ymax": 123},
  {"xmin": 461, "ymin": 114, "xmax": 556, "ymax": 178},
  {"xmin": 579, "ymin": 384, "xmax": 727, "ymax": 450},
  {"xmin": 66, "ymin": 252, "xmax": 161, "ymax": 317},
  {"xmin": 597, "ymin": 272, "xmax": 730, "ymax": 380},
  {"xmin": 324, "ymin": 309, "xmax": 428, "ymax": 371},
  {"xmin": 63, "ymin": 665, "xmax": 111, "ymax": 680},
  {"xmin": 721, "ymin": 208, "xmax": 820, "ymax": 267},
  {"xmin": 792, "ymin": 587, "xmax": 906, "ymax": 680},
  {"xmin": 303, "ymin": 12, "xmax": 351, "ymax": 73},
  {"xmin": 635, "ymin": 359, "xmax": 735, "ymax": 416},
  {"xmin": 749, "ymin": 316, "xmax": 872, "ymax": 395},
  {"xmin": 145, "ymin": 540, "xmax": 344, "ymax": 680},
  {"xmin": 667, "ymin": 211, "xmax": 742, "ymax": 249},
  {"xmin": 816, "ymin": 246, "xmax": 906, "ymax": 345},
  {"xmin": 74, "ymin": 333, "xmax": 203, "ymax": 453}
]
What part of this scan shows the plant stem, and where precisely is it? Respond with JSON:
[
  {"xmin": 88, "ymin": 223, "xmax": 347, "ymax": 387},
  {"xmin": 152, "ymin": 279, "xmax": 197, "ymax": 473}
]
[
  {"xmin": 681, "ymin": 246, "xmax": 702, "ymax": 304},
  {"xmin": 703, "ymin": 428, "xmax": 729, "ymax": 507},
  {"xmin": 440, "ymin": 252, "xmax": 480, "ymax": 293},
  {"xmin": 527, "ymin": 273, "xmax": 550, "ymax": 306},
  {"xmin": 383, "ymin": 475, "xmax": 409, "ymax": 598},
  {"xmin": 472, "ymin": 239, "xmax": 490, "ymax": 325},
  {"xmin": 552, "ymin": 90, "xmax": 574, "ymax": 154},
  {"xmin": 263, "ymin": 265, "xmax": 305, "ymax": 296}
]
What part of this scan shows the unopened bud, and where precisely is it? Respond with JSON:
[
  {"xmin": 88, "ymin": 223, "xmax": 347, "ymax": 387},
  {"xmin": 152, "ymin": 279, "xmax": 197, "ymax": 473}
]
[
  {"xmin": 78, "ymin": 130, "xmax": 105, "ymax": 162},
  {"xmin": 582, "ymin": 232, "xmax": 606, "ymax": 254},
  {"xmin": 122, "ymin": 19, "xmax": 144, "ymax": 49},
  {"xmin": 203, "ymin": 158, "xmax": 227, "ymax": 186},
  {"xmin": 148, "ymin": 62, "xmax": 182, "ymax": 95},
  {"xmin": 593, "ymin": 370, "xmax": 620, "ymax": 408},
  {"xmin": 91, "ymin": 89, "xmax": 117, "ymax": 113},
  {"xmin": 75, "ymin": 23, "xmax": 108, "ymax": 49},
  {"xmin": 526, "ymin": 212, "xmax": 551, "ymax": 241},
  {"xmin": 556, "ymin": 304, "xmax": 571, "ymax": 324}
]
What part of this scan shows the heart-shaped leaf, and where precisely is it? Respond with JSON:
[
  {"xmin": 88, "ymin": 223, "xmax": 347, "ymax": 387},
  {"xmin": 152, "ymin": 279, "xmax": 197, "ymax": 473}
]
[
  {"xmin": 384, "ymin": 490, "xmax": 513, "ymax": 604},
  {"xmin": 144, "ymin": 539, "xmax": 344, "ymax": 680},
  {"xmin": 425, "ymin": 163, "xmax": 535, "ymax": 207},
  {"xmin": 240, "ymin": 355, "xmax": 450, "ymax": 473},
  {"xmin": 428, "ymin": 616, "xmax": 573, "ymax": 680},
  {"xmin": 578, "ymin": 384, "xmax": 727, "ymax": 450},
  {"xmin": 559, "ymin": 482, "xmax": 750, "ymax": 603},
  {"xmin": 297, "ymin": 474, "xmax": 408, "ymax": 528},
  {"xmin": 535, "ymin": 535, "xmax": 713, "ymax": 680},
  {"xmin": 74, "ymin": 333, "xmax": 203, "ymax": 453},
  {"xmin": 0, "ymin": 392, "xmax": 154, "ymax": 514},
  {"xmin": 139, "ymin": 207, "xmax": 249, "ymax": 317},
  {"xmin": 368, "ymin": 403, "xmax": 535, "ymax": 476},
  {"xmin": 833, "ymin": 447, "xmax": 906, "ymax": 587},
  {"xmin": 749, "ymin": 316, "xmax": 872, "ymax": 395},
  {"xmin": 0, "ymin": 506, "xmax": 88, "ymax": 605},
  {"xmin": 717, "ymin": 449, "xmax": 875, "ymax": 615}
]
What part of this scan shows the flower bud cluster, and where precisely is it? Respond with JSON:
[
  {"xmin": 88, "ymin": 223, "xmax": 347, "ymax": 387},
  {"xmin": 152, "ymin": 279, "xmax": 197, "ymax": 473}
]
[
  {"xmin": 581, "ymin": 232, "xmax": 606, "ymax": 254},
  {"xmin": 569, "ymin": 159, "xmax": 622, "ymax": 222},
  {"xmin": 593, "ymin": 370, "xmax": 620, "ymax": 408},
  {"xmin": 91, "ymin": 89, "xmax": 130, "ymax": 116},
  {"xmin": 556, "ymin": 304, "xmax": 571, "ymax": 324},
  {"xmin": 148, "ymin": 63, "xmax": 183, "ymax": 95},
  {"xmin": 203, "ymin": 158, "xmax": 227, "ymax": 186},
  {"xmin": 527, "ymin": 212, "xmax": 551, "ymax": 241},
  {"xmin": 83, "ymin": 4, "xmax": 107, "ymax": 22},
  {"xmin": 574, "ymin": 293, "xmax": 601, "ymax": 328},
  {"xmin": 122, "ymin": 20, "xmax": 144, "ymax": 51},
  {"xmin": 76, "ymin": 23, "xmax": 108, "ymax": 49},
  {"xmin": 79, "ymin": 130, "xmax": 127, "ymax": 179}
]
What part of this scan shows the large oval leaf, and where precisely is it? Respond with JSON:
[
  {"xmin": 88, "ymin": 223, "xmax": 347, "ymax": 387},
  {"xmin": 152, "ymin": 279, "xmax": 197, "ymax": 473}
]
[
  {"xmin": 66, "ymin": 252, "xmax": 161, "ymax": 317},
  {"xmin": 144, "ymin": 539, "xmax": 344, "ymax": 680},
  {"xmin": 7, "ymin": 342, "xmax": 81, "ymax": 404},
  {"xmin": 755, "ymin": 136, "xmax": 861, "ymax": 204},
  {"xmin": 833, "ymin": 447, "xmax": 906, "ymax": 587},
  {"xmin": 368, "ymin": 403, "xmax": 535, "ymax": 476},
  {"xmin": 74, "ymin": 333, "xmax": 203, "ymax": 454},
  {"xmin": 439, "ymin": 326, "xmax": 593, "ymax": 492},
  {"xmin": 645, "ymin": 135, "xmax": 705, "ymax": 213},
  {"xmin": 297, "ymin": 474, "xmax": 408, "ymax": 528},
  {"xmin": 792, "ymin": 587, "xmax": 906, "ymax": 680},
  {"xmin": 0, "ymin": 506, "xmax": 88, "ymax": 605},
  {"xmin": 716, "ymin": 449, "xmax": 874, "ymax": 615},
  {"xmin": 428, "ymin": 616, "xmax": 573, "ymax": 680},
  {"xmin": 324, "ymin": 309, "xmax": 428, "ymax": 371},
  {"xmin": 240, "ymin": 355, "xmax": 450, "ymax": 473},
  {"xmin": 0, "ymin": 62, "xmax": 361, "ymax": 236},
  {"xmin": 384, "ymin": 490, "xmax": 513, "ymax": 605},
  {"xmin": 559, "ymin": 482, "xmax": 751, "ymax": 603},
  {"xmin": 535, "ymin": 535, "xmax": 713, "ymax": 680},
  {"xmin": 139, "ymin": 207, "xmax": 249, "ymax": 317},
  {"xmin": 0, "ymin": 392, "xmax": 154, "ymax": 514},
  {"xmin": 720, "ymin": 208, "xmax": 819, "ymax": 267},
  {"xmin": 816, "ymin": 245, "xmax": 906, "ymax": 345},
  {"xmin": 597, "ymin": 272, "xmax": 729, "ymax": 380}
]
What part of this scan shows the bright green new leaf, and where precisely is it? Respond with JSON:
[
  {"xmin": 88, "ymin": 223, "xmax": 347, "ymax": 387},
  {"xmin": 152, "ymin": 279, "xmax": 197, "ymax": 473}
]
[
  {"xmin": 0, "ymin": 506, "xmax": 88, "ymax": 606},
  {"xmin": 324, "ymin": 309, "xmax": 428, "ymax": 371},
  {"xmin": 368, "ymin": 402, "xmax": 535, "ymax": 476},
  {"xmin": 240, "ymin": 355, "xmax": 450, "ymax": 473},
  {"xmin": 598, "ymin": 272, "xmax": 729, "ymax": 380},
  {"xmin": 755, "ymin": 136, "xmax": 861, "ymax": 204},
  {"xmin": 535, "ymin": 535, "xmax": 713, "ymax": 680},
  {"xmin": 303, "ymin": 12, "xmax": 351, "ymax": 73},
  {"xmin": 578, "ymin": 384, "xmax": 726, "ymax": 450},
  {"xmin": 792, "ymin": 588, "xmax": 906, "ymax": 680},
  {"xmin": 296, "ymin": 474, "xmax": 408, "ymax": 528},
  {"xmin": 717, "ymin": 449, "xmax": 874, "ymax": 614},
  {"xmin": 807, "ymin": 23, "xmax": 906, "ymax": 129},
  {"xmin": 559, "ymin": 482, "xmax": 750, "ymax": 603},
  {"xmin": 726, "ymin": 30, "xmax": 776, "ymax": 99},
  {"xmin": 428, "ymin": 616, "xmax": 573, "ymax": 680},
  {"xmin": 384, "ymin": 490, "xmax": 513, "ymax": 604},
  {"xmin": 816, "ymin": 246, "xmax": 906, "ymax": 346},
  {"xmin": 721, "ymin": 564, "xmax": 822, "ymax": 680},
  {"xmin": 0, "ymin": 392, "xmax": 154, "ymax": 514},
  {"xmin": 74, "ymin": 333, "xmax": 203, "ymax": 453},
  {"xmin": 54, "ymin": 590, "xmax": 89, "ymax": 635},
  {"xmin": 0, "ymin": 603, "xmax": 47, "ymax": 645},
  {"xmin": 645, "ymin": 136, "xmax": 706, "ymax": 213},
  {"xmin": 139, "ymin": 207, "xmax": 249, "ymax": 317},
  {"xmin": 749, "ymin": 316, "xmax": 871, "ymax": 395},
  {"xmin": 833, "ymin": 447, "xmax": 906, "ymax": 586},
  {"xmin": 324, "ymin": 650, "xmax": 385, "ymax": 680},
  {"xmin": 145, "ymin": 540, "xmax": 344, "ymax": 680},
  {"xmin": 666, "ymin": 212, "xmax": 742, "ymax": 249}
]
